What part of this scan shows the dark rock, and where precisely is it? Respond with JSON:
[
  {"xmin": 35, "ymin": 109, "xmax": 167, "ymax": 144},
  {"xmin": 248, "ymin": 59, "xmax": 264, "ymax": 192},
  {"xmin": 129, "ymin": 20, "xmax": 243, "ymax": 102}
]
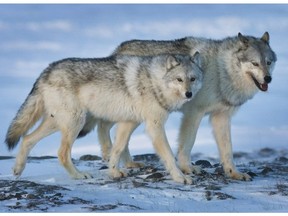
[
  {"xmin": 233, "ymin": 152, "xmax": 249, "ymax": 159},
  {"xmin": 26, "ymin": 194, "xmax": 39, "ymax": 199},
  {"xmin": 258, "ymin": 148, "xmax": 276, "ymax": 157},
  {"xmin": 132, "ymin": 180, "xmax": 148, "ymax": 188},
  {"xmin": 195, "ymin": 160, "xmax": 213, "ymax": 168},
  {"xmin": 83, "ymin": 204, "xmax": 118, "ymax": 211},
  {"xmin": 28, "ymin": 156, "xmax": 57, "ymax": 160},
  {"xmin": 277, "ymin": 184, "xmax": 288, "ymax": 196},
  {"xmin": 247, "ymin": 171, "xmax": 257, "ymax": 177},
  {"xmin": 133, "ymin": 154, "xmax": 159, "ymax": 162},
  {"xmin": 215, "ymin": 192, "xmax": 236, "ymax": 200},
  {"xmin": 214, "ymin": 166, "xmax": 225, "ymax": 175},
  {"xmin": 205, "ymin": 185, "xmax": 221, "ymax": 191},
  {"xmin": 213, "ymin": 163, "xmax": 221, "ymax": 168},
  {"xmin": 205, "ymin": 191, "xmax": 212, "ymax": 201},
  {"xmin": 276, "ymin": 156, "xmax": 288, "ymax": 163},
  {"xmin": 260, "ymin": 166, "xmax": 273, "ymax": 175},
  {"xmin": 140, "ymin": 165, "xmax": 158, "ymax": 173},
  {"xmin": 79, "ymin": 155, "xmax": 101, "ymax": 161},
  {"xmin": 0, "ymin": 156, "xmax": 14, "ymax": 160},
  {"xmin": 146, "ymin": 172, "xmax": 164, "ymax": 180},
  {"xmin": 99, "ymin": 165, "xmax": 108, "ymax": 170}
]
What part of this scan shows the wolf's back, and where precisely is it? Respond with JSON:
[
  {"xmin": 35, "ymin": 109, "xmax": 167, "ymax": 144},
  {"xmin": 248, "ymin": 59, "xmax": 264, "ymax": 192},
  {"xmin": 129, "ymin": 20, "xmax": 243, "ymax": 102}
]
[
  {"xmin": 113, "ymin": 38, "xmax": 192, "ymax": 56},
  {"xmin": 5, "ymin": 84, "xmax": 44, "ymax": 150}
]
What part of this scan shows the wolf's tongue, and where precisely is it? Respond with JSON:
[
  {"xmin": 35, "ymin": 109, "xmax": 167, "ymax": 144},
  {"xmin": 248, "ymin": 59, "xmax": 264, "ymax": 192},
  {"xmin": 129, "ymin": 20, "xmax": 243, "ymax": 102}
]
[{"xmin": 260, "ymin": 83, "xmax": 268, "ymax": 92}]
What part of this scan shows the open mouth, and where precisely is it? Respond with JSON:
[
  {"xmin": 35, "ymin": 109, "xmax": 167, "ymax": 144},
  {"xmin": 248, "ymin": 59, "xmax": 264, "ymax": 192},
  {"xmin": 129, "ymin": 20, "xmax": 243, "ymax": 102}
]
[{"xmin": 250, "ymin": 74, "xmax": 268, "ymax": 92}]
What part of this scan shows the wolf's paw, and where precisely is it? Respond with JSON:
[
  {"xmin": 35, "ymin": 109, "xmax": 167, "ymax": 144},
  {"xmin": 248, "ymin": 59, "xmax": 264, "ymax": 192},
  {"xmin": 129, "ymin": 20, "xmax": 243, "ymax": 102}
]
[
  {"xmin": 125, "ymin": 161, "xmax": 145, "ymax": 169},
  {"xmin": 109, "ymin": 169, "xmax": 127, "ymax": 180},
  {"xmin": 180, "ymin": 164, "xmax": 202, "ymax": 175},
  {"xmin": 171, "ymin": 171, "xmax": 193, "ymax": 185},
  {"xmin": 102, "ymin": 152, "xmax": 111, "ymax": 163},
  {"xmin": 13, "ymin": 166, "xmax": 24, "ymax": 179},
  {"xmin": 72, "ymin": 171, "xmax": 93, "ymax": 179},
  {"xmin": 225, "ymin": 169, "xmax": 252, "ymax": 181}
]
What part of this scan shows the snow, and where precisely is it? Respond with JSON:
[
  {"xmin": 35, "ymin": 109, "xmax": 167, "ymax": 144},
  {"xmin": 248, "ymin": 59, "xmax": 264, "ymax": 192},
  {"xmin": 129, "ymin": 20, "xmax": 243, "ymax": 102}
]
[{"xmin": 1, "ymin": 149, "xmax": 288, "ymax": 213}]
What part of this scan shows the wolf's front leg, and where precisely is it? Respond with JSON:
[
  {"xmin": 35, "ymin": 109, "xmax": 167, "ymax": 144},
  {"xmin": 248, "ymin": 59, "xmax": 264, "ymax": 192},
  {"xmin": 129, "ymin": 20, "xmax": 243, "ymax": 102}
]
[
  {"xmin": 210, "ymin": 110, "xmax": 252, "ymax": 181},
  {"xmin": 108, "ymin": 121, "xmax": 139, "ymax": 179},
  {"xmin": 146, "ymin": 120, "xmax": 192, "ymax": 184},
  {"xmin": 177, "ymin": 106, "xmax": 204, "ymax": 175}
]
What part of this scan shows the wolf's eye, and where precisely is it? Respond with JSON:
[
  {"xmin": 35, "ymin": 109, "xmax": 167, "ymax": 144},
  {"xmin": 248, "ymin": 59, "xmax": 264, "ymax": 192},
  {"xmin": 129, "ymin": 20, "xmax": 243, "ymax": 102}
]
[
  {"xmin": 252, "ymin": 62, "xmax": 259, "ymax": 67},
  {"xmin": 267, "ymin": 61, "xmax": 272, "ymax": 66},
  {"xmin": 177, "ymin": 78, "xmax": 183, "ymax": 82},
  {"xmin": 190, "ymin": 77, "xmax": 196, "ymax": 82}
]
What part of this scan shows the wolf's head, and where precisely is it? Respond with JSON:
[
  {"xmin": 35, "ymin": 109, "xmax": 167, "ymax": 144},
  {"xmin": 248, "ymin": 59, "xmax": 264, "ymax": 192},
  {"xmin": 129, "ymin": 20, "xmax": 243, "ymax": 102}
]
[
  {"xmin": 234, "ymin": 32, "xmax": 277, "ymax": 92},
  {"xmin": 162, "ymin": 52, "xmax": 203, "ymax": 106}
]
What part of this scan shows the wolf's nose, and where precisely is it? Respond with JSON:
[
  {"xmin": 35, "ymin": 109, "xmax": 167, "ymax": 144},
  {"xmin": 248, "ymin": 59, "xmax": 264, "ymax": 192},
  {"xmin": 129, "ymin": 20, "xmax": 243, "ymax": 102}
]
[
  {"xmin": 185, "ymin": 91, "xmax": 192, "ymax": 98},
  {"xmin": 264, "ymin": 76, "xmax": 272, "ymax": 84}
]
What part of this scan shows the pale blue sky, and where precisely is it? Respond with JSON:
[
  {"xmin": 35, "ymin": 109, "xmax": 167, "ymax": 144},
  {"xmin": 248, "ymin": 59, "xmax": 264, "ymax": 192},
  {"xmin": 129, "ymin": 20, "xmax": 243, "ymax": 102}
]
[{"xmin": 0, "ymin": 4, "xmax": 287, "ymax": 157}]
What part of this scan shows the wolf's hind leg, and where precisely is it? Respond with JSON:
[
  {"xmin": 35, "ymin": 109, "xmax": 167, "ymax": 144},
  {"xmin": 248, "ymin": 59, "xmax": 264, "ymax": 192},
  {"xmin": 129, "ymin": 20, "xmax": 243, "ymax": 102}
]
[
  {"xmin": 98, "ymin": 120, "xmax": 143, "ymax": 168},
  {"xmin": 58, "ymin": 113, "xmax": 92, "ymax": 179},
  {"xmin": 97, "ymin": 120, "xmax": 114, "ymax": 162},
  {"xmin": 109, "ymin": 121, "xmax": 139, "ymax": 179},
  {"xmin": 122, "ymin": 145, "xmax": 145, "ymax": 168},
  {"xmin": 13, "ymin": 116, "xmax": 57, "ymax": 178},
  {"xmin": 116, "ymin": 122, "xmax": 144, "ymax": 168}
]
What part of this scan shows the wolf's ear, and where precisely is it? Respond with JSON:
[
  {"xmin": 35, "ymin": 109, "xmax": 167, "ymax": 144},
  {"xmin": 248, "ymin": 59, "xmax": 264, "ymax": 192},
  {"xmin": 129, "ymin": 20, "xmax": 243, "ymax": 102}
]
[
  {"xmin": 166, "ymin": 55, "xmax": 180, "ymax": 71},
  {"xmin": 238, "ymin": 32, "xmax": 249, "ymax": 46},
  {"xmin": 261, "ymin": 32, "xmax": 270, "ymax": 44},
  {"xmin": 191, "ymin": 51, "xmax": 201, "ymax": 66}
]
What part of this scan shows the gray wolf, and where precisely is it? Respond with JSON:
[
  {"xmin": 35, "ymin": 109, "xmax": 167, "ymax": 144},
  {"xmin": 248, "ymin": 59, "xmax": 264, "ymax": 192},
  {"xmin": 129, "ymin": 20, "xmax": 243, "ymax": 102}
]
[
  {"xmin": 5, "ymin": 53, "xmax": 203, "ymax": 184},
  {"xmin": 82, "ymin": 32, "xmax": 277, "ymax": 181}
]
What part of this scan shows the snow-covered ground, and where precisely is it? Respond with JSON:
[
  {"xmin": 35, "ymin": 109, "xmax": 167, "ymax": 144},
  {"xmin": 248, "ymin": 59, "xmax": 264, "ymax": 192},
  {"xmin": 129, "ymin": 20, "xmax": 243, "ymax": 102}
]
[{"xmin": 1, "ymin": 148, "xmax": 288, "ymax": 213}]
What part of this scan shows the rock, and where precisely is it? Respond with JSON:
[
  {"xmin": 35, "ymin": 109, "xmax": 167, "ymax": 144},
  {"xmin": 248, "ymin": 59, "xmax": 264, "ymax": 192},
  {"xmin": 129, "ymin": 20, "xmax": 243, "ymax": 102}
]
[
  {"xmin": 260, "ymin": 166, "xmax": 273, "ymax": 175},
  {"xmin": 195, "ymin": 160, "xmax": 213, "ymax": 168},
  {"xmin": 215, "ymin": 192, "xmax": 236, "ymax": 200},
  {"xmin": 205, "ymin": 191, "xmax": 212, "ymax": 201},
  {"xmin": 133, "ymin": 154, "xmax": 159, "ymax": 162},
  {"xmin": 233, "ymin": 152, "xmax": 249, "ymax": 159},
  {"xmin": 0, "ymin": 156, "xmax": 14, "ymax": 160},
  {"xmin": 79, "ymin": 155, "xmax": 101, "ymax": 161},
  {"xmin": 28, "ymin": 156, "xmax": 57, "ymax": 160},
  {"xmin": 146, "ymin": 172, "xmax": 164, "ymax": 180},
  {"xmin": 214, "ymin": 166, "xmax": 225, "ymax": 175},
  {"xmin": 205, "ymin": 185, "xmax": 222, "ymax": 191},
  {"xmin": 258, "ymin": 148, "xmax": 276, "ymax": 157},
  {"xmin": 276, "ymin": 156, "xmax": 288, "ymax": 163},
  {"xmin": 132, "ymin": 180, "xmax": 148, "ymax": 188},
  {"xmin": 247, "ymin": 171, "xmax": 257, "ymax": 177},
  {"xmin": 99, "ymin": 165, "xmax": 108, "ymax": 170}
]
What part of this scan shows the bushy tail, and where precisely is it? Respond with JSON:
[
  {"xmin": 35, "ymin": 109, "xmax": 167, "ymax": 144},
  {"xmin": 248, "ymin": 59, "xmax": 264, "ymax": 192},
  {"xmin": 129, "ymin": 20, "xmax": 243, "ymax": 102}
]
[{"xmin": 5, "ymin": 86, "xmax": 44, "ymax": 150}]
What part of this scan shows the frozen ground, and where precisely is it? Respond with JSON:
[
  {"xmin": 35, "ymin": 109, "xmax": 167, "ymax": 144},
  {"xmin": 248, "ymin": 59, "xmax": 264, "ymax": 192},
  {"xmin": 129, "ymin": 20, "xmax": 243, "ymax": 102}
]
[{"xmin": 1, "ymin": 148, "xmax": 288, "ymax": 213}]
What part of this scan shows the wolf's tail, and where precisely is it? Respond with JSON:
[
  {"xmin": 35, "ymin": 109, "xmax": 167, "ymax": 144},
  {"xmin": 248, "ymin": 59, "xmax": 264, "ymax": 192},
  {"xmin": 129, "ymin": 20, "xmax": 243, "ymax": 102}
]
[{"xmin": 5, "ymin": 84, "xmax": 44, "ymax": 150}]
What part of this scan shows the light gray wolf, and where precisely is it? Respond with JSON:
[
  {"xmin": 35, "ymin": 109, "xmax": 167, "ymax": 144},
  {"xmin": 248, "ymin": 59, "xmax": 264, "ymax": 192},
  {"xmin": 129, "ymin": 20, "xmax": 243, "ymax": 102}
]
[
  {"xmin": 81, "ymin": 32, "xmax": 277, "ymax": 182},
  {"xmin": 5, "ymin": 53, "xmax": 203, "ymax": 184}
]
